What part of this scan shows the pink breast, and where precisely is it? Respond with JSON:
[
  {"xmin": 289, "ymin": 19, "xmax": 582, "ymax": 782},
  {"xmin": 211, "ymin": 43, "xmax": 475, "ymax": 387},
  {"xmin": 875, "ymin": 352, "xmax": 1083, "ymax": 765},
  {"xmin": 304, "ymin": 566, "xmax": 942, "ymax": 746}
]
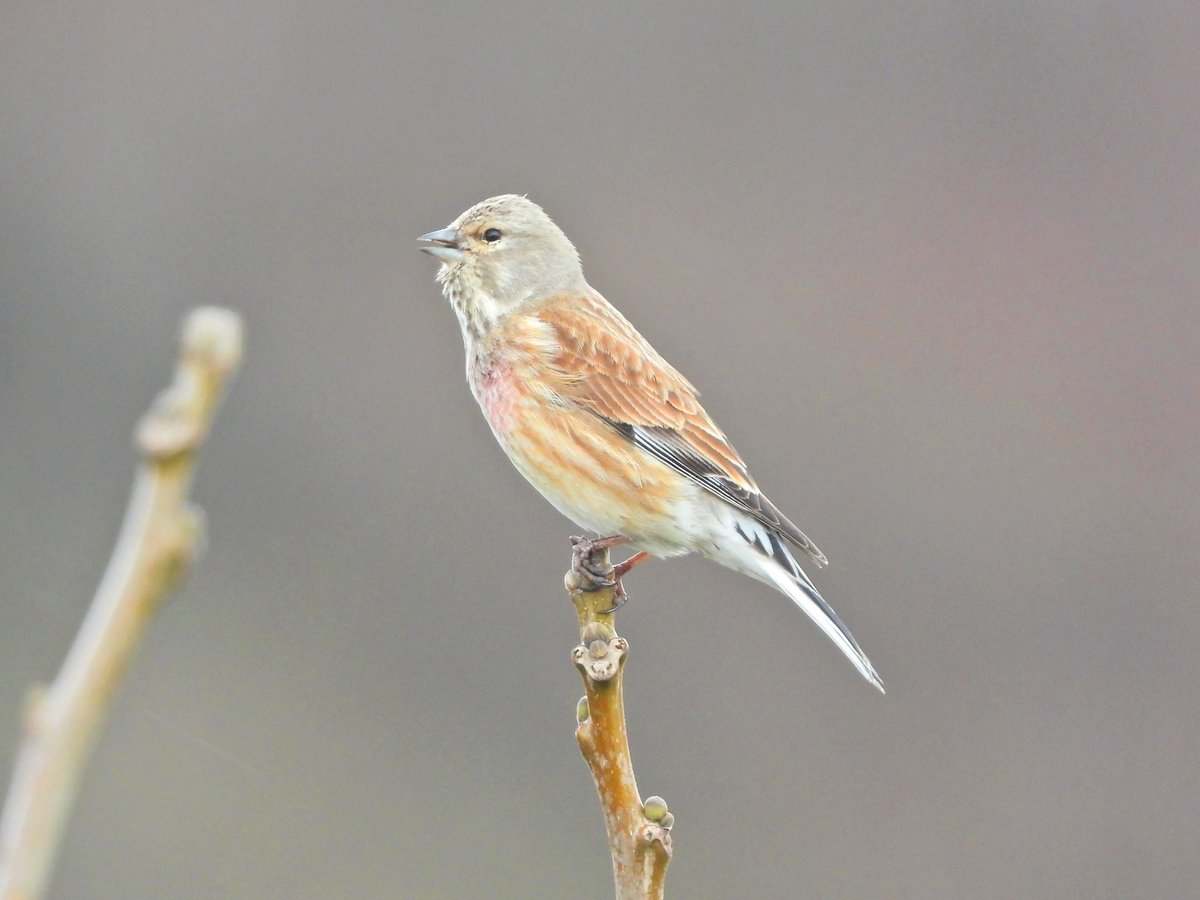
[{"xmin": 473, "ymin": 360, "xmax": 520, "ymax": 437}]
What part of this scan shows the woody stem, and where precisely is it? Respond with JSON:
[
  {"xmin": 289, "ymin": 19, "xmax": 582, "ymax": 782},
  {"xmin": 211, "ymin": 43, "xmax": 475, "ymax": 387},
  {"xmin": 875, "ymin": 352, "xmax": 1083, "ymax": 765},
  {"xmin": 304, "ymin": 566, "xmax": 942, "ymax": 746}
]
[{"xmin": 566, "ymin": 543, "xmax": 672, "ymax": 899}]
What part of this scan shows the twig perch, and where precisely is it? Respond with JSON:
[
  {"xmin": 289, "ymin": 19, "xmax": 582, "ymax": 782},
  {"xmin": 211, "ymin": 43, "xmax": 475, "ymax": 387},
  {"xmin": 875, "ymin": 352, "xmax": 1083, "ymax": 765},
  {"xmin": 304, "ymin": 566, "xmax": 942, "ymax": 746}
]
[
  {"xmin": 567, "ymin": 539, "xmax": 673, "ymax": 900},
  {"xmin": 0, "ymin": 307, "xmax": 244, "ymax": 900}
]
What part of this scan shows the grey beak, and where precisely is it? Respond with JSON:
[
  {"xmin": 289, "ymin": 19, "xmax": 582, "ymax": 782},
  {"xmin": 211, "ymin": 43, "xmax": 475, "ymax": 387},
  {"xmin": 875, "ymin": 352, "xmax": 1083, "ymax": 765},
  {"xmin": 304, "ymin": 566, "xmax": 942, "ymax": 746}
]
[{"xmin": 417, "ymin": 227, "xmax": 465, "ymax": 262}]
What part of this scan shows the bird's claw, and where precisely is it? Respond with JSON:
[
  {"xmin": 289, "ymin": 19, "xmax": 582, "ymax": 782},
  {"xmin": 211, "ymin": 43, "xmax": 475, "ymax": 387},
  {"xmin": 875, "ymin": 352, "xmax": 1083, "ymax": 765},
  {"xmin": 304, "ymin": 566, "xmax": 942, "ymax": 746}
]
[
  {"xmin": 569, "ymin": 535, "xmax": 620, "ymax": 590},
  {"xmin": 599, "ymin": 580, "xmax": 629, "ymax": 614}
]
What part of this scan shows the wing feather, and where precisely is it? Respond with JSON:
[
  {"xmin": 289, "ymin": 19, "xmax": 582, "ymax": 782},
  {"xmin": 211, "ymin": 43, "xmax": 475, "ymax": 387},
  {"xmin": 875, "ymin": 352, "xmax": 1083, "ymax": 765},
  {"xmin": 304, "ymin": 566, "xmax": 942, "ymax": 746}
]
[{"xmin": 535, "ymin": 292, "xmax": 827, "ymax": 566}]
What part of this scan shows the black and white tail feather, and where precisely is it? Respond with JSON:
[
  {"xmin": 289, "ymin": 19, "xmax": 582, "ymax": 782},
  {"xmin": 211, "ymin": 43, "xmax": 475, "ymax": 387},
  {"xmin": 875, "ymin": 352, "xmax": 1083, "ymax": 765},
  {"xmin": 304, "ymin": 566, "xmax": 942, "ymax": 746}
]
[
  {"xmin": 594, "ymin": 386, "xmax": 882, "ymax": 690},
  {"xmin": 726, "ymin": 515, "xmax": 885, "ymax": 693}
]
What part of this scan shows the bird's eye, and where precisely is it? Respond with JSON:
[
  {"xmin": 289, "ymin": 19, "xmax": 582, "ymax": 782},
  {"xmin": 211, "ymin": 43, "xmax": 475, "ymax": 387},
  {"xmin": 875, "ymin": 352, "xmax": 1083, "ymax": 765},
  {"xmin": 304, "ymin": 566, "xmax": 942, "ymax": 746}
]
[{"xmin": 482, "ymin": 228, "xmax": 503, "ymax": 243}]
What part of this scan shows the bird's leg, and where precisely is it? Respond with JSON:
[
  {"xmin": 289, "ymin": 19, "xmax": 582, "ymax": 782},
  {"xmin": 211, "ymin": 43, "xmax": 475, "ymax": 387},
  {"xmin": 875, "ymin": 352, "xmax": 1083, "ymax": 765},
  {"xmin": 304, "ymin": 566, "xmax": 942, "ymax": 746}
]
[
  {"xmin": 612, "ymin": 550, "xmax": 650, "ymax": 580},
  {"xmin": 588, "ymin": 535, "xmax": 631, "ymax": 550}
]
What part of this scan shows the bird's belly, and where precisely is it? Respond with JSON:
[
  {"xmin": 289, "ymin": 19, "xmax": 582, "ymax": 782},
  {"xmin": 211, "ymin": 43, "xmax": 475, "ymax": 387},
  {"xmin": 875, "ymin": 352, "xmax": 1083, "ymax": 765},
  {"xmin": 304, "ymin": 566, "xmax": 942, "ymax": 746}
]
[{"xmin": 474, "ymin": 372, "xmax": 695, "ymax": 555}]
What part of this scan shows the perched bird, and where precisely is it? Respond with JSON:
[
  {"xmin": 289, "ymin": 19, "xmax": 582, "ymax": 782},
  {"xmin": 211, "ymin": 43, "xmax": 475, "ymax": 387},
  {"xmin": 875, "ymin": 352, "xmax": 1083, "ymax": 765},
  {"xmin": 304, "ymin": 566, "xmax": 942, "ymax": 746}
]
[{"xmin": 419, "ymin": 195, "xmax": 883, "ymax": 692}]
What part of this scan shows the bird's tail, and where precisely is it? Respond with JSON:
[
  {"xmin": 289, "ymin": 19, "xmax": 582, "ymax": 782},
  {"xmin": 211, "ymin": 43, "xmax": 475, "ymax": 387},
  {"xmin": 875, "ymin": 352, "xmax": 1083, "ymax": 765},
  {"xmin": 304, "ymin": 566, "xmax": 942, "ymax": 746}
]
[{"xmin": 724, "ymin": 516, "xmax": 885, "ymax": 693}]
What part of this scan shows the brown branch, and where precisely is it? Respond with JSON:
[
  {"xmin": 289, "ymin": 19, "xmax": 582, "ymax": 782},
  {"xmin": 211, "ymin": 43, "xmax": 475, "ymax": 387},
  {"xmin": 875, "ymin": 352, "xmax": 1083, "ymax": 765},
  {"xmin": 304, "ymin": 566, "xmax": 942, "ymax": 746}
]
[
  {"xmin": 567, "ymin": 541, "xmax": 673, "ymax": 899},
  {"xmin": 0, "ymin": 308, "xmax": 244, "ymax": 900}
]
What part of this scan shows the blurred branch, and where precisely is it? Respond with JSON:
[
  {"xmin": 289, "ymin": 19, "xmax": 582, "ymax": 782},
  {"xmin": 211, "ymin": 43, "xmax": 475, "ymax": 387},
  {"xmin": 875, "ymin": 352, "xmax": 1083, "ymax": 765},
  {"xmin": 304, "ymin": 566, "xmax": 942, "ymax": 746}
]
[
  {"xmin": 0, "ymin": 308, "xmax": 244, "ymax": 900},
  {"xmin": 567, "ymin": 540, "xmax": 672, "ymax": 900}
]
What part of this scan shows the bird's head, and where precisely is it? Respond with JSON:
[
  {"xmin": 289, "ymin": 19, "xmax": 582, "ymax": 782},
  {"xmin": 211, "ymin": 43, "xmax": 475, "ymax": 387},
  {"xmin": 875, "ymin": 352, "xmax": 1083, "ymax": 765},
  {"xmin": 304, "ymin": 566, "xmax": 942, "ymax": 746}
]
[{"xmin": 419, "ymin": 194, "xmax": 582, "ymax": 338}]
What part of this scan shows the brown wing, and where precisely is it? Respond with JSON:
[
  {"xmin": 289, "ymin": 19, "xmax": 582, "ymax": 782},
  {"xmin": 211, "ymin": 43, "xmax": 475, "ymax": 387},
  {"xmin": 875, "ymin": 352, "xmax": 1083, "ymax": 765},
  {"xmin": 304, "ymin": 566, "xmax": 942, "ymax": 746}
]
[{"xmin": 535, "ymin": 292, "xmax": 827, "ymax": 566}]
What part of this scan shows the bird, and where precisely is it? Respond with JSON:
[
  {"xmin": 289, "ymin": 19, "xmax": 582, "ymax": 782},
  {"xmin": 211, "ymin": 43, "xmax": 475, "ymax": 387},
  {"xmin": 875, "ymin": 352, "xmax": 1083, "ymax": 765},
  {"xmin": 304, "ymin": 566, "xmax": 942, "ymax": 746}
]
[{"xmin": 419, "ymin": 195, "xmax": 883, "ymax": 692}]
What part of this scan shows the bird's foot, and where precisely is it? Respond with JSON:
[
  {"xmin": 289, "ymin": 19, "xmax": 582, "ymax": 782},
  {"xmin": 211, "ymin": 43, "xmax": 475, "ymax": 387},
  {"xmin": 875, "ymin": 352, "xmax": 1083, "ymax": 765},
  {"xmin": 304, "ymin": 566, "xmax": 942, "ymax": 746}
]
[
  {"xmin": 568, "ymin": 535, "xmax": 627, "ymax": 590},
  {"xmin": 569, "ymin": 537, "xmax": 650, "ymax": 613}
]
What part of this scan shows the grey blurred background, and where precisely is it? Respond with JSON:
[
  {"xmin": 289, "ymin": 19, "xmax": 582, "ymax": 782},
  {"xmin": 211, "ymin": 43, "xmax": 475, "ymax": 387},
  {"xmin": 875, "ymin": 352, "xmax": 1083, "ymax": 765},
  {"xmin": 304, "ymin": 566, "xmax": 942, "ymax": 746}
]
[{"xmin": 2, "ymin": 3, "xmax": 1197, "ymax": 898}]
